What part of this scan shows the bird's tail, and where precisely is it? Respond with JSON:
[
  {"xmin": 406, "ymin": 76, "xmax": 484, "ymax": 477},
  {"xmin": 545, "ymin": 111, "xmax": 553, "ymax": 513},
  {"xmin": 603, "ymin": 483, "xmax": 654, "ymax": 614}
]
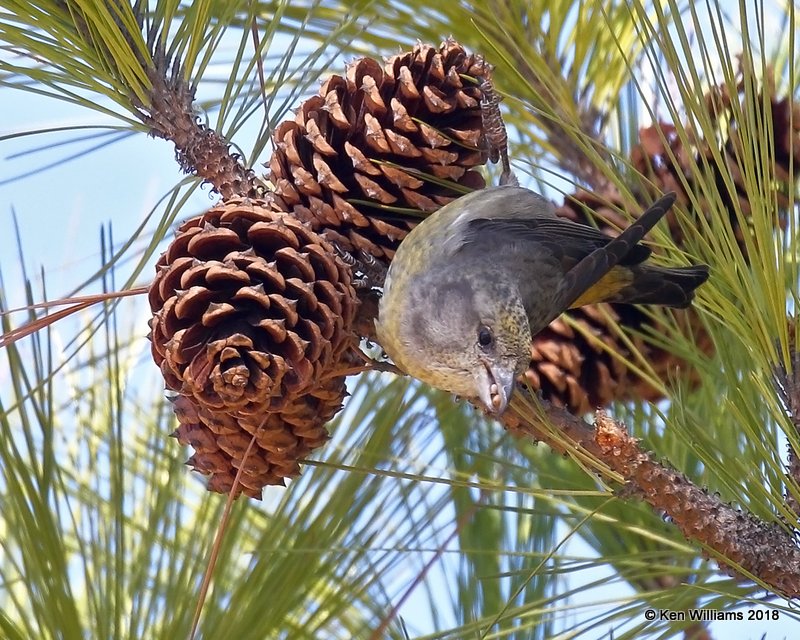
[{"xmin": 615, "ymin": 264, "xmax": 710, "ymax": 308}]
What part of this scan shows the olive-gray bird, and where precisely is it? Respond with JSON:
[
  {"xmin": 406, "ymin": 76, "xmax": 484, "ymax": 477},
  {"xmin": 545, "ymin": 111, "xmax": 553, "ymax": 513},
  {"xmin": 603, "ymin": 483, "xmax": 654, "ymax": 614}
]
[{"xmin": 375, "ymin": 185, "xmax": 708, "ymax": 414}]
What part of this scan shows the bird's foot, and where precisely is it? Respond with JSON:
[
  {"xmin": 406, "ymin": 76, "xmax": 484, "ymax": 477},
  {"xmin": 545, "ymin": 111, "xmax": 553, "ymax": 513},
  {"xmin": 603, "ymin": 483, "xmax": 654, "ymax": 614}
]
[
  {"xmin": 334, "ymin": 245, "xmax": 388, "ymax": 289},
  {"xmin": 350, "ymin": 346, "xmax": 405, "ymax": 376}
]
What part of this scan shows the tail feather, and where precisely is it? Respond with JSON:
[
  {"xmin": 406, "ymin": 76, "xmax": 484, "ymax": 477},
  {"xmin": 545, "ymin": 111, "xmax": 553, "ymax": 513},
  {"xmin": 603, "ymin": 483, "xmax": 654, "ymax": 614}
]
[{"xmin": 615, "ymin": 264, "xmax": 710, "ymax": 308}]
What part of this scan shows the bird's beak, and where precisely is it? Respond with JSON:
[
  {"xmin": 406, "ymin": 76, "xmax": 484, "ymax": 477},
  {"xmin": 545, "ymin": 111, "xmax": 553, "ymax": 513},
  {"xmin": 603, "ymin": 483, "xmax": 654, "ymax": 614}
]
[{"xmin": 476, "ymin": 362, "xmax": 516, "ymax": 415}]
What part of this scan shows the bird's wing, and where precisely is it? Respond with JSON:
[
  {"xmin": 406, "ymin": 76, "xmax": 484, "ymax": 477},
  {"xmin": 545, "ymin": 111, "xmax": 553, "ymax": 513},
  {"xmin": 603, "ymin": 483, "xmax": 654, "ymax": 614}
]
[{"xmin": 459, "ymin": 212, "xmax": 653, "ymax": 268}]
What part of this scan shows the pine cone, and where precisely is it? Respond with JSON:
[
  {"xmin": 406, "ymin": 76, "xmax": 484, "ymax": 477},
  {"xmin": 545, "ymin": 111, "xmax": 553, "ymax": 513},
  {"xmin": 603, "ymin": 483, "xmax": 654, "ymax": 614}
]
[
  {"xmin": 171, "ymin": 376, "xmax": 347, "ymax": 497},
  {"xmin": 148, "ymin": 197, "xmax": 357, "ymax": 420},
  {"xmin": 526, "ymin": 300, "xmax": 711, "ymax": 414},
  {"xmin": 268, "ymin": 39, "xmax": 491, "ymax": 261}
]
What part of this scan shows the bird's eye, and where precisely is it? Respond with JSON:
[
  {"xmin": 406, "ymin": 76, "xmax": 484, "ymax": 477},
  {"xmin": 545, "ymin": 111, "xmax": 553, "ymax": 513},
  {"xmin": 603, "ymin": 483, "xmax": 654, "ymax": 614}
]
[{"xmin": 477, "ymin": 326, "xmax": 494, "ymax": 348}]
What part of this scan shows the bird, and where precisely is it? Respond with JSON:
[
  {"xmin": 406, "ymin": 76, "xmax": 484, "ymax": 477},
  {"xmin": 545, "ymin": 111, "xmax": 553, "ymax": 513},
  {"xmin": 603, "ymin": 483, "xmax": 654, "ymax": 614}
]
[{"xmin": 375, "ymin": 185, "xmax": 709, "ymax": 415}]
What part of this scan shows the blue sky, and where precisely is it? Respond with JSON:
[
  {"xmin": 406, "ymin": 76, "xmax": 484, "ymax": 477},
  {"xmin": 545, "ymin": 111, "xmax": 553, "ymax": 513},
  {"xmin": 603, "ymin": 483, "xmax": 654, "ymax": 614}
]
[{"xmin": 1, "ymin": 91, "xmax": 197, "ymax": 302}]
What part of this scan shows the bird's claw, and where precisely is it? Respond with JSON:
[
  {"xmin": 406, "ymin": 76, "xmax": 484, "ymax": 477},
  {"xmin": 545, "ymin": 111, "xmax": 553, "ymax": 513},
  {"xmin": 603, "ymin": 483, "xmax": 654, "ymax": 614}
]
[
  {"xmin": 335, "ymin": 244, "xmax": 358, "ymax": 268},
  {"xmin": 334, "ymin": 245, "xmax": 388, "ymax": 289}
]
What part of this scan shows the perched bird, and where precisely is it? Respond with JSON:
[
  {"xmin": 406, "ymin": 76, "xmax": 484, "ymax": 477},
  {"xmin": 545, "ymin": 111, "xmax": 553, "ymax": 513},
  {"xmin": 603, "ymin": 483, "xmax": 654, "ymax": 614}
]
[{"xmin": 375, "ymin": 185, "xmax": 709, "ymax": 415}]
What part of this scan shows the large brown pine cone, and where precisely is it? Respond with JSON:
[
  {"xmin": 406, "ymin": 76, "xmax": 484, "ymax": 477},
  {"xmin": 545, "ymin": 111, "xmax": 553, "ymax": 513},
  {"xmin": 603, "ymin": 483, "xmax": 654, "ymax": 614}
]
[
  {"xmin": 149, "ymin": 198, "xmax": 358, "ymax": 496},
  {"xmin": 151, "ymin": 39, "xmax": 507, "ymax": 498},
  {"xmin": 148, "ymin": 198, "xmax": 356, "ymax": 418},
  {"xmin": 268, "ymin": 39, "xmax": 492, "ymax": 260}
]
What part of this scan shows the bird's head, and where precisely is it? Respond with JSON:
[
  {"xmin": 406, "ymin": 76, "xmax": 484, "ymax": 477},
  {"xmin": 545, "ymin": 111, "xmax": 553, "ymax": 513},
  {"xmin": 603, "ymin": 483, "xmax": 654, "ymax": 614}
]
[{"xmin": 380, "ymin": 275, "xmax": 532, "ymax": 415}]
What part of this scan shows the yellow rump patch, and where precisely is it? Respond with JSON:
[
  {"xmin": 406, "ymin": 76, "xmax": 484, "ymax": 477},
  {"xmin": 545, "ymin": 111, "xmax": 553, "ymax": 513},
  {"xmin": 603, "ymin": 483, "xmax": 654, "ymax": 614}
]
[{"xmin": 569, "ymin": 267, "xmax": 634, "ymax": 308}]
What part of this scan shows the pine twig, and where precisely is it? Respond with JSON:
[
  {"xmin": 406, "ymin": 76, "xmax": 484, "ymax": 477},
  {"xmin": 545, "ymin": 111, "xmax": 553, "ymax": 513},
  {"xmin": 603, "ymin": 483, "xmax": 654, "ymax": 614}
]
[
  {"xmin": 504, "ymin": 398, "xmax": 800, "ymax": 598},
  {"xmin": 135, "ymin": 46, "xmax": 259, "ymax": 199}
]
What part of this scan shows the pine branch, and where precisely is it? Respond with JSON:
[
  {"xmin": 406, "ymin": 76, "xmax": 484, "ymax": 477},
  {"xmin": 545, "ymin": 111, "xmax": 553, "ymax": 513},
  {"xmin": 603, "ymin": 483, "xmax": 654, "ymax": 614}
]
[
  {"xmin": 15, "ymin": 1, "xmax": 260, "ymax": 198},
  {"xmin": 134, "ymin": 47, "xmax": 259, "ymax": 199},
  {"xmin": 505, "ymin": 399, "xmax": 800, "ymax": 598}
]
